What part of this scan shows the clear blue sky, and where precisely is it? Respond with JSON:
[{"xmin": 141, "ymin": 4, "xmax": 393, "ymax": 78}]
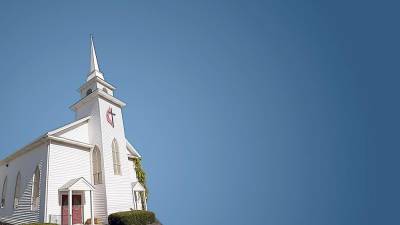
[{"xmin": 0, "ymin": 1, "xmax": 399, "ymax": 225}]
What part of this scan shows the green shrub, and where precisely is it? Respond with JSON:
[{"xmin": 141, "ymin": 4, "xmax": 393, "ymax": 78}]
[{"xmin": 108, "ymin": 210, "xmax": 156, "ymax": 225}]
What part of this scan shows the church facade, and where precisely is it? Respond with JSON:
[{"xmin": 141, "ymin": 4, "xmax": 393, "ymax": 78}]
[{"xmin": 0, "ymin": 38, "xmax": 147, "ymax": 225}]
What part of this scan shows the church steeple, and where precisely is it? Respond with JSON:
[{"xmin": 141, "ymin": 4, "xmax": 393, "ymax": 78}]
[
  {"xmin": 90, "ymin": 35, "xmax": 100, "ymax": 72},
  {"xmin": 72, "ymin": 36, "xmax": 120, "ymax": 113},
  {"xmin": 87, "ymin": 35, "xmax": 105, "ymax": 81}
]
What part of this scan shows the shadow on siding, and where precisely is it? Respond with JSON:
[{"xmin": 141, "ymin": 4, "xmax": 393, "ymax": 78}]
[{"xmin": 0, "ymin": 162, "xmax": 43, "ymax": 225}]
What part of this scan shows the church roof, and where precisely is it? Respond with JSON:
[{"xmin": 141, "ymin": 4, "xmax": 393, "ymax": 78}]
[
  {"xmin": 0, "ymin": 135, "xmax": 94, "ymax": 167},
  {"xmin": 47, "ymin": 116, "xmax": 91, "ymax": 135},
  {"xmin": 126, "ymin": 139, "xmax": 141, "ymax": 158},
  {"xmin": 59, "ymin": 177, "xmax": 95, "ymax": 191},
  {"xmin": 131, "ymin": 182, "xmax": 146, "ymax": 191},
  {"xmin": 0, "ymin": 117, "xmax": 94, "ymax": 166},
  {"xmin": 1, "ymin": 115, "xmax": 142, "ymax": 166}
]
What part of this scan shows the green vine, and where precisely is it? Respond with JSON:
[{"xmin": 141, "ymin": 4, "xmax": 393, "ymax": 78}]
[{"xmin": 133, "ymin": 158, "xmax": 148, "ymax": 204}]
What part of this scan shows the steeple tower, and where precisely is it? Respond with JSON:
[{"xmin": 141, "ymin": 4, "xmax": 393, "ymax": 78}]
[
  {"xmin": 70, "ymin": 37, "xmax": 133, "ymax": 219},
  {"xmin": 71, "ymin": 36, "xmax": 123, "ymax": 119},
  {"xmin": 87, "ymin": 35, "xmax": 105, "ymax": 81}
]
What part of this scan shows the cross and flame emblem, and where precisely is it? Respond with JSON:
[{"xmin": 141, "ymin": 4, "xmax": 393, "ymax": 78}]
[{"xmin": 106, "ymin": 107, "xmax": 116, "ymax": 127}]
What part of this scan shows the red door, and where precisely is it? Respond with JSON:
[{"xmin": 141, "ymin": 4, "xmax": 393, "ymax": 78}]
[{"xmin": 62, "ymin": 195, "xmax": 83, "ymax": 225}]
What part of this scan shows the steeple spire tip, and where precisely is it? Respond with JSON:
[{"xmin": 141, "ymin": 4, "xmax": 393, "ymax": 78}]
[{"xmin": 88, "ymin": 35, "xmax": 104, "ymax": 81}]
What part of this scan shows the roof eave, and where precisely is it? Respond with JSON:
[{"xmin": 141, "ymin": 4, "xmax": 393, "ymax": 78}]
[
  {"xmin": 48, "ymin": 136, "xmax": 94, "ymax": 150},
  {"xmin": 0, "ymin": 134, "xmax": 48, "ymax": 166},
  {"xmin": 47, "ymin": 116, "xmax": 91, "ymax": 136},
  {"xmin": 126, "ymin": 139, "xmax": 141, "ymax": 158},
  {"xmin": 70, "ymin": 89, "xmax": 125, "ymax": 111},
  {"xmin": 0, "ymin": 135, "xmax": 93, "ymax": 167},
  {"xmin": 79, "ymin": 76, "xmax": 116, "ymax": 92}
]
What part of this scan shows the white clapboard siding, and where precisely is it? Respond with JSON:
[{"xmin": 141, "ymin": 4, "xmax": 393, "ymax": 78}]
[
  {"xmin": 58, "ymin": 122, "xmax": 89, "ymax": 143},
  {"xmin": 80, "ymin": 97, "xmax": 109, "ymax": 223},
  {"xmin": 46, "ymin": 142, "xmax": 91, "ymax": 223},
  {"xmin": 93, "ymin": 184, "xmax": 107, "ymax": 223},
  {"xmin": 98, "ymin": 99, "xmax": 137, "ymax": 215},
  {"xmin": 0, "ymin": 143, "xmax": 48, "ymax": 224}
]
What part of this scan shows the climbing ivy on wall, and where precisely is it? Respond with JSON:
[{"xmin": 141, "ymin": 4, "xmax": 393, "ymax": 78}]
[{"xmin": 133, "ymin": 158, "xmax": 148, "ymax": 201}]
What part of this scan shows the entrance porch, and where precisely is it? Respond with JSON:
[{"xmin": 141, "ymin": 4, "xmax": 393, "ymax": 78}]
[
  {"xmin": 58, "ymin": 178, "xmax": 95, "ymax": 225},
  {"xmin": 131, "ymin": 182, "xmax": 147, "ymax": 210}
]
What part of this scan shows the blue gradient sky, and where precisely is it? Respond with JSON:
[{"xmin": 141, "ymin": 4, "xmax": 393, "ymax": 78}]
[{"xmin": 0, "ymin": 1, "xmax": 399, "ymax": 225}]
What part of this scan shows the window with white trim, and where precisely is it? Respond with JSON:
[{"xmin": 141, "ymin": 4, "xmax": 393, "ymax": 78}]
[
  {"xmin": 1, "ymin": 176, "xmax": 7, "ymax": 208},
  {"xmin": 31, "ymin": 166, "xmax": 40, "ymax": 210},
  {"xmin": 92, "ymin": 146, "xmax": 103, "ymax": 184},
  {"xmin": 14, "ymin": 172, "xmax": 21, "ymax": 209},
  {"xmin": 112, "ymin": 139, "xmax": 121, "ymax": 175}
]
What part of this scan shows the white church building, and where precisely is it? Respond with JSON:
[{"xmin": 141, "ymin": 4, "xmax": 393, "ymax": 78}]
[{"xmin": 0, "ymin": 38, "xmax": 147, "ymax": 225}]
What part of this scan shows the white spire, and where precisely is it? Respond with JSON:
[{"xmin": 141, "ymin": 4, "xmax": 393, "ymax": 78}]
[
  {"xmin": 90, "ymin": 35, "xmax": 100, "ymax": 72},
  {"xmin": 87, "ymin": 35, "xmax": 104, "ymax": 81}
]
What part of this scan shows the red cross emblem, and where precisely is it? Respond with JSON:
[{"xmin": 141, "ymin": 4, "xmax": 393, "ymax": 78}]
[{"xmin": 106, "ymin": 107, "xmax": 116, "ymax": 127}]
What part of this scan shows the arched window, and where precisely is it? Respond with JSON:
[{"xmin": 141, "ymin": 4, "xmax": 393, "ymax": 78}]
[
  {"xmin": 112, "ymin": 139, "xmax": 121, "ymax": 175},
  {"xmin": 14, "ymin": 172, "xmax": 21, "ymax": 209},
  {"xmin": 31, "ymin": 166, "xmax": 40, "ymax": 210},
  {"xmin": 86, "ymin": 89, "xmax": 93, "ymax": 96},
  {"xmin": 92, "ymin": 146, "xmax": 103, "ymax": 185},
  {"xmin": 1, "ymin": 176, "xmax": 7, "ymax": 208}
]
